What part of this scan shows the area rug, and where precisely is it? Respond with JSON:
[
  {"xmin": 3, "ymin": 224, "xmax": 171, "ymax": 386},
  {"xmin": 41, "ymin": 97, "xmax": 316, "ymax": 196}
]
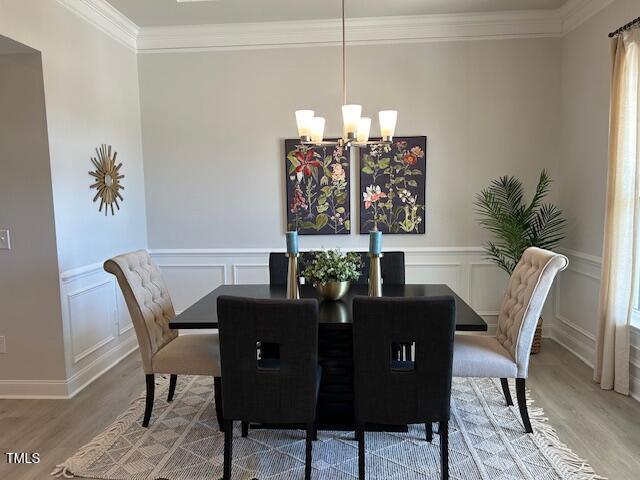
[{"xmin": 53, "ymin": 376, "xmax": 604, "ymax": 479}]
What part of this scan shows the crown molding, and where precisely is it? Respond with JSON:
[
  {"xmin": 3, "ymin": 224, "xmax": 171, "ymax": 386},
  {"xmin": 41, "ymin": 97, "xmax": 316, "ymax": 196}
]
[
  {"xmin": 55, "ymin": 0, "xmax": 138, "ymax": 51},
  {"xmin": 137, "ymin": 10, "xmax": 564, "ymax": 53},
  {"xmin": 55, "ymin": 0, "xmax": 614, "ymax": 53},
  {"xmin": 558, "ymin": 0, "xmax": 615, "ymax": 34}
]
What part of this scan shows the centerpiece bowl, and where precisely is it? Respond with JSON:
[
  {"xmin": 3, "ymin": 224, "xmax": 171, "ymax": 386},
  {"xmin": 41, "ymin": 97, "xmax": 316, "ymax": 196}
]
[{"xmin": 315, "ymin": 281, "xmax": 350, "ymax": 301}]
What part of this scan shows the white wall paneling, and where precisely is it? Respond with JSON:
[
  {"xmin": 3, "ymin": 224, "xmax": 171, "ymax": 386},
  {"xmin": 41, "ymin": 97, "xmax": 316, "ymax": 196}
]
[
  {"xmin": 1, "ymin": 263, "xmax": 138, "ymax": 399},
  {"xmin": 632, "ymin": 328, "xmax": 640, "ymax": 402},
  {"xmin": 67, "ymin": 279, "xmax": 116, "ymax": 364},
  {"xmin": 59, "ymin": 263, "xmax": 137, "ymax": 398},
  {"xmin": 232, "ymin": 264, "xmax": 270, "ymax": 286},
  {"xmin": 552, "ymin": 249, "xmax": 640, "ymax": 401},
  {"xmin": 551, "ymin": 249, "xmax": 601, "ymax": 366},
  {"xmin": 159, "ymin": 264, "xmax": 227, "ymax": 313},
  {"xmin": 468, "ymin": 262, "xmax": 508, "ymax": 316}
]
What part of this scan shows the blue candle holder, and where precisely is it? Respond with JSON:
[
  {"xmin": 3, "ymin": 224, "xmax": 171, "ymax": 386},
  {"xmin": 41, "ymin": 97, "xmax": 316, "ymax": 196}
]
[
  {"xmin": 286, "ymin": 231, "xmax": 299, "ymax": 255},
  {"xmin": 369, "ymin": 230, "xmax": 382, "ymax": 256}
]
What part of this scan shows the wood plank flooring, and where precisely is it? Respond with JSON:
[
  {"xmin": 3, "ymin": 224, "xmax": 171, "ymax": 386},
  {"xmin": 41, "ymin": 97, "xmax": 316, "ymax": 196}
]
[{"xmin": 1, "ymin": 340, "xmax": 638, "ymax": 479}]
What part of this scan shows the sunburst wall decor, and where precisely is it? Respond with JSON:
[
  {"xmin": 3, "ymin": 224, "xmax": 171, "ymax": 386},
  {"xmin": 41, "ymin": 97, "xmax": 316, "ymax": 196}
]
[{"xmin": 89, "ymin": 144, "xmax": 124, "ymax": 216}]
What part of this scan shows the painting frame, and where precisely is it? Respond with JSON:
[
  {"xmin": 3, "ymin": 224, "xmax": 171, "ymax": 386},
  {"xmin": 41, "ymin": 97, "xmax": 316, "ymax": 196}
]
[
  {"xmin": 284, "ymin": 139, "xmax": 351, "ymax": 235},
  {"xmin": 359, "ymin": 136, "xmax": 427, "ymax": 234}
]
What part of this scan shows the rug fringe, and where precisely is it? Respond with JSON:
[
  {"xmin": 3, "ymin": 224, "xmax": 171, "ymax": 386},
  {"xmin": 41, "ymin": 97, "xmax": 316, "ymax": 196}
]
[
  {"xmin": 51, "ymin": 377, "xmax": 168, "ymax": 478},
  {"xmin": 523, "ymin": 386, "xmax": 607, "ymax": 480}
]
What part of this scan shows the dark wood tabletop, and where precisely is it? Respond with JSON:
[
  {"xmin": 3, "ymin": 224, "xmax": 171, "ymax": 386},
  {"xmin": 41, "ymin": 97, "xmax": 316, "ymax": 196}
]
[{"xmin": 169, "ymin": 284, "xmax": 487, "ymax": 331}]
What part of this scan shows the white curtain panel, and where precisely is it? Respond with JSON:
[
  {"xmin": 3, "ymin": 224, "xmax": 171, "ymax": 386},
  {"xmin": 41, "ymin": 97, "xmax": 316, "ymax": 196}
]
[{"xmin": 595, "ymin": 29, "xmax": 640, "ymax": 395}]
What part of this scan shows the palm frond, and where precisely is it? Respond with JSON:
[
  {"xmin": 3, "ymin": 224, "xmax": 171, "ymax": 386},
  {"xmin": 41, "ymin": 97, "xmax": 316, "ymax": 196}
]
[{"xmin": 476, "ymin": 170, "xmax": 565, "ymax": 274}]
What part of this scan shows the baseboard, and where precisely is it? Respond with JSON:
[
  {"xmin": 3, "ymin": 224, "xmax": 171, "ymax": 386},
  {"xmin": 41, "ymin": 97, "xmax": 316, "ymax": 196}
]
[
  {"xmin": 631, "ymin": 374, "xmax": 640, "ymax": 403},
  {"xmin": 550, "ymin": 319, "xmax": 595, "ymax": 368},
  {"xmin": 0, "ymin": 379, "xmax": 69, "ymax": 399},
  {"xmin": 0, "ymin": 338, "xmax": 138, "ymax": 399},
  {"xmin": 66, "ymin": 336, "xmax": 139, "ymax": 398}
]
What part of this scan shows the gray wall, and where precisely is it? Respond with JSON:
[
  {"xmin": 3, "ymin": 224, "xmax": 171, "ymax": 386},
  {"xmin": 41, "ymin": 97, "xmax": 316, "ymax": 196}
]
[
  {"xmin": 559, "ymin": 0, "xmax": 639, "ymax": 257},
  {"xmin": 138, "ymin": 38, "xmax": 561, "ymax": 250},
  {"xmin": 0, "ymin": 0, "xmax": 148, "ymax": 391},
  {"xmin": 0, "ymin": 0, "xmax": 148, "ymax": 274},
  {"xmin": 556, "ymin": 0, "xmax": 640, "ymax": 397},
  {"xmin": 0, "ymin": 48, "xmax": 66, "ymax": 381}
]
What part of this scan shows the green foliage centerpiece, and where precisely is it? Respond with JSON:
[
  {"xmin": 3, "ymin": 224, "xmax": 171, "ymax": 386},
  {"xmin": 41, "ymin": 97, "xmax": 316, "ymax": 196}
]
[
  {"xmin": 474, "ymin": 170, "xmax": 566, "ymax": 354},
  {"xmin": 302, "ymin": 250, "xmax": 362, "ymax": 301}
]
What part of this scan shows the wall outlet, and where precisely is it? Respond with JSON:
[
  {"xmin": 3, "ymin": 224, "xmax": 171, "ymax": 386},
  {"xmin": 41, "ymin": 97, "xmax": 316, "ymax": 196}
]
[
  {"xmin": 0, "ymin": 230, "xmax": 10, "ymax": 250},
  {"xmin": 0, "ymin": 336, "xmax": 5, "ymax": 353}
]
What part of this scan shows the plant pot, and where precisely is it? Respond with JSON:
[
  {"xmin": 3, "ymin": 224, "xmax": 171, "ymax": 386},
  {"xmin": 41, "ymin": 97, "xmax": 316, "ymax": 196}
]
[
  {"xmin": 531, "ymin": 317, "xmax": 543, "ymax": 354},
  {"xmin": 315, "ymin": 281, "xmax": 350, "ymax": 301}
]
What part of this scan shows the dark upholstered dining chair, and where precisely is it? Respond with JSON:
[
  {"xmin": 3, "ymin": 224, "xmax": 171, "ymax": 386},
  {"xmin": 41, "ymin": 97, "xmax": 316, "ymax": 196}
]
[
  {"xmin": 217, "ymin": 296, "xmax": 321, "ymax": 480},
  {"xmin": 268, "ymin": 252, "xmax": 289, "ymax": 285},
  {"xmin": 352, "ymin": 251, "xmax": 406, "ymax": 286},
  {"xmin": 353, "ymin": 296, "xmax": 456, "ymax": 480},
  {"xmin": 269, "ymin": 251, "xmax": 406, "ymax": 287},
  {"xmin": 268, "ymin": 251, "xmax": 315, "ymax": 285}
]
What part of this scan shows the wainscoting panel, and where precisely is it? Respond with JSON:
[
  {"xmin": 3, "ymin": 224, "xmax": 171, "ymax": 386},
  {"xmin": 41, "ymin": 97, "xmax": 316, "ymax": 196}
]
[
  {"xmin": 160, "ymin": 264, "xmax": 226, "ymax": 313},
  {"xmin": 405, "ymin": 262, "xmax": 462, "ymax": 292},
  {"xmin": 59, "ymin": 262, "xmax": 137, "ymax": 398},
  {"xmin": 67, "ymin": 280, "xmax": 116, "ymax": 365},
  {"xmin": 468, "ymin": 262, "xmax": 508, "ymax": 316},
  {"xmin": 232, "ymin": 264, "xmax": 270, "ymax": 285},
  {"xmin": 552, "ymin": 250, "xmax": 601, "ymax": 367},
  {"xmin": 632, "ymin": 328, "xmax": 640, "ymax": 402},
  {"xmin": 553, "ymin": 249, "xmax": 640, "ymax": 401}
]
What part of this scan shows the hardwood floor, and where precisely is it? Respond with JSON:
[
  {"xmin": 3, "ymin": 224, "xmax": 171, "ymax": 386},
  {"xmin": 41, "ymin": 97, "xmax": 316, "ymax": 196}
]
[
  {"xmin": 527, "ymin": 341, "xmax": 640, "ymax": 479},
  {"xmin": 1, "ymin": 340, "xmax": 639, "ymax": 479}
]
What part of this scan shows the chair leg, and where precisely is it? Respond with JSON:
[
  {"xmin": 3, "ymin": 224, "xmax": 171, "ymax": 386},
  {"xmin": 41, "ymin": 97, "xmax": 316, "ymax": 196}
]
[
  {"xmin": 305, "ymin": 423, "xmax": 314, "ymax": 480},
  {"xmin": 500, "ymin": 378, "xmax": 514, "ymax": 406},
  {"xmin": 223, "ymin": 420, "xmax": 233, "ymax": 480},
  {"xmin": 241, "ymin": 421, "xmax": 249, "ymax": 438},
  {"xmin": 440, "ymin": 420, "xmax": 449, "ymax": 480},
  {"xmin": 357, "ymin": 423, "xmax": 365, "ymax": 480},
  {"xmin": 425, "ymin": 422, "xmax": 433, "ymax": 442},
  {"xmin": 214, "ymin": 376, "xmax": 225, "ymax": 432},
  {"xmin": 142, "ymin": 374, "xmax": 154, "ymax": 427},
  {"xmin": 167, "ymin": 374, "xmax": 177, "ymax": 402},
  {"xmin": 516, "ymin": 378, "xmax": 533, "ymax": 433}
]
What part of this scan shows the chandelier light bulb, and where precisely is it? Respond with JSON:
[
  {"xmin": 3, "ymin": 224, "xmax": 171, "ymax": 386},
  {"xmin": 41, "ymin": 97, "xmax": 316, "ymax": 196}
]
[
  {"xmin": 342, "ymin": 104, "xmax": 362, "ymax": 140},
  {"xmin": 295, "ymin": 110, "xmax": 315, "ymax": 140},
  {"xmin": 310, "ymin": 117, "xmax": 326, "ymax": 143},
  {"xmin": 379, "ymin": 110, "xmax": 398, "ymax": 141},
  {"xmin": 356, "ymin": 117, "xmax": 372, "ymax": 143}
]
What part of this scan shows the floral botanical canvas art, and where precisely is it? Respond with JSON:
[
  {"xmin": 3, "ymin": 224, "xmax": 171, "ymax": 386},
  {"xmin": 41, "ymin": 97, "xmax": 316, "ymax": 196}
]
[
  {"xmin": 285, "ymin": 139, "xmax": 351, "ymax": 234},
  {"xmin": 359, "ymin": 136, "xmax": 426, "ymax": 234}
]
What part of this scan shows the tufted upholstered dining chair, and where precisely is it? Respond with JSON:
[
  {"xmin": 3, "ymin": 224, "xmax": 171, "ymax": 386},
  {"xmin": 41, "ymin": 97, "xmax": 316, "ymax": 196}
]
[
  {"xmin": 453, "ymin": 247, "xmax": 568, "ymax": 433},
  {"xmin": 104, "ymin": 250, "xmax": 221, "ymax": 428}
]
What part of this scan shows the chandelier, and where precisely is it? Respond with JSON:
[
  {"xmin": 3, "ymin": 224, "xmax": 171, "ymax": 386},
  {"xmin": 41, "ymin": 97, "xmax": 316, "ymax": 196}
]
[{"xmin": 294, "ymin": 0, "xmax": 398, "ymax": 147}]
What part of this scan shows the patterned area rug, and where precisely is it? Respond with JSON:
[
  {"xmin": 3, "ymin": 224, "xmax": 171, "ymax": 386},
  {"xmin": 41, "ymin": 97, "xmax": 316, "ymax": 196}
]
[{"xmin": 53, "ymin": 376, "xmax": 604, "ymax": 479}]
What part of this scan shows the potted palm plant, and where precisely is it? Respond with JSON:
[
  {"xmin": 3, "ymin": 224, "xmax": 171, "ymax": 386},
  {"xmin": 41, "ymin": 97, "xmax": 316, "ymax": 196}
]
[{"xmin": 475, "ymin": 169, "xmax": 566, "ymax": 353}]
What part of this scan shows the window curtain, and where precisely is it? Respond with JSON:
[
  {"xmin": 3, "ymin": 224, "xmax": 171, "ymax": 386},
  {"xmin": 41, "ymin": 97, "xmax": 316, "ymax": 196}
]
[{"xmin": 595, "ymin": 29, "xmax": 640, "ymax": 395}]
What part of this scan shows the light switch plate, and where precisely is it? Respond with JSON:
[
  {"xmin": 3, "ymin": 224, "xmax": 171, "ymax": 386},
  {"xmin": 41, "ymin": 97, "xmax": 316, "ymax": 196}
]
[
  {"xmin": 0, "ymin": 230, "xmax": 10, "ymax": 250},
  {"xmin": 0, "ymin": 336, "xmax": 5, "ymax": 354}
]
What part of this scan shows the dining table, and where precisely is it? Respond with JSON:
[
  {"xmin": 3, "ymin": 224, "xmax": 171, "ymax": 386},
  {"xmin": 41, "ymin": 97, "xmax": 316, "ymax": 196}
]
[{"xmin": 169, "ymin": 283, "xmax": 487, "ymax": 430}]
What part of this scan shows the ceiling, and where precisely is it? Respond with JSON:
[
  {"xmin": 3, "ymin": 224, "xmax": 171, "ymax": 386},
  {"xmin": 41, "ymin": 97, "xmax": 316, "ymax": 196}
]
[{"xmin": 106, "ymin": 0, "xmax": 569, "ymax": 27}]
